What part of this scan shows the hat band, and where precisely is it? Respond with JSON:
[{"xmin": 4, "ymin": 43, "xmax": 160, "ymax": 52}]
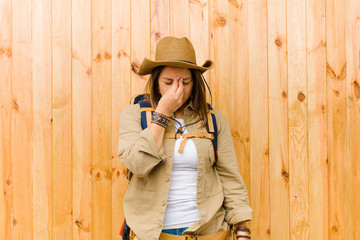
[{"xmin": 167, "ymin": 59, "xmax": 196, "ymax": 65}]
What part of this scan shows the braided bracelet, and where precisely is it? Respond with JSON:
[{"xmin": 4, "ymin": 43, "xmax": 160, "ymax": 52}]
[
  {"xmin": 151, "ymin": 111, "xmax": 169, "ymax": 128},
  {"xmin": 236, "ymin": 235, "xmax": 251, "ymax": 239}
]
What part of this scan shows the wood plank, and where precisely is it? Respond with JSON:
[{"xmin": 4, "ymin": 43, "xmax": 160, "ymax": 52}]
[
  {"xmin": 170, "ymin": 0, "xmax": 189, "ymax": 37},
  {"xmin": 345, "ymin": 0, "xmax": 360, "ymax": 238},
  {"xmin": 267, "ymin": 0, "xmax": 289, "ymax": 239},
  {"xmin": 306, "ymin": 0, "xmax": 328, "ymax": 239},
  {"xmin": 91, "ymin": 0, "xmax": 112, "ymax": 239},
  {"xmin": 32, "ymin": 0, "xmax": 52, "ymax": 239},
  {"xmin": 287, "ymin": 0, "xmax": 309, "ymax": 238},
  {"xmin": 151, "ymin": 0, "xmax": 169, "ymax": 59},
  {"xmin": 72, "ymin": 0, "xmax": 92, "ymax": 239},
  {"xmin": 112, "ymin": 0, "xmax": 131, "ymax": 239},
  {"xmin": 52, "ymin": 0, "xmax": 72, "ymax": 239},
  {"xmin": 130, "ymin": 0, "xmax": 150, "ymax": 96},
  {"xmin": 209, "ymin": 0, "xmax": 230, "ymax": 111},
  {"xmin": 0, "ymin": 0, "xmax": 12, "ymax": 238},
  {"xmin": 248, "ymin": 0, "xmax": 270, "ymax": 238},
  {"xmin": 326, "ymin": 0, "xmax": 347, "ymax": 238},
  {"xmin": 11, "ymin": 0, "xmax": 33, "ymax": 238},
  {"xmin": 227, "ymin": 0, "xmax": 251, "ymax": 193},
  {"xmin": 190, "ymin": 0, "xmax": 210, "ymax": 96}
]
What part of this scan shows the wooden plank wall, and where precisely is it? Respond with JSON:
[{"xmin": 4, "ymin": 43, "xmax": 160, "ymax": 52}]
[{"xmin": 0, "ymin": 0, "xmax": 359, "ymax": 239}]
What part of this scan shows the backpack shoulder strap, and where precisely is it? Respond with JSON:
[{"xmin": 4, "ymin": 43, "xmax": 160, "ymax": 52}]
[
  {"xmin": 205, "ymin": 103, "xmax": 218, "ymax": 165},
  {"xmin": 133, "ymin": 94, "xmax": 155, "ymax": 129}
]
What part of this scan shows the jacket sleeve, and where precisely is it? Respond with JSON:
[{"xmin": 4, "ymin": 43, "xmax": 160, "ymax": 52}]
[
  {"xmin": 117, "ymin": 104, "xmax": 167, "ymax": 177},
  {"xmin": 214, "ymin": 108, "xmax": 253, "ymax": 224}
]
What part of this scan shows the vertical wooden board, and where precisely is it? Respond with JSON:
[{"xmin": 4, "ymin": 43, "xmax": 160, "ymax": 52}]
[
  {"xmin": 91, "ymin": 0, "xmax": 112, "ymax": 239},
  {"xmin": 209, "ymin": 0, "xmax": 230, "ymax": 111},
  {"xmin": 345, "ymin": 0, "xmax": 360, "ymax": 238},
  {"xmin": 248, "ymin": 0, "xmax": 269, "ymax": 238},
  {"xmin": 112, "ymin": 0, "xmax": 130, "ymax": 239},
  {"xmin": 267, "ymin": 0, "xmax": 289, "ymax": 239},
  {"xmin": 0, "ymin": 0, "xmax": 12, "ymax": 238},
  {"xmin": 72, "ymin": 0, "xmax": 92, "ymax": 239},
  {"xmin": 287, "ymin": 0, "xmax": 310, "ymax": 239},
  {"xmin": 11, "ymin": 0, "xmax": 33, "ymax": 238},
  {"xmin": 227, "ymin": 0, "xmax": 250, "ymax": 191},
  {"xmin": 170, "ymin": 0, "xmax": 189, "ymax": 37},
  {"xmin": 52, "ymin": 0, "xmax": 72, "ymax": 239},
  {"xmin": 151, "ymin": 0, "xmax": 169, "ymax": 59},
  {"xmin": 190, "ymin": 0, "xmax": 209, "ymax": 83},
  {"xmin": 130, "ymin": 0, "xmax": 150, "ymax": 96},
  {"xmin": 326, "ymin": 0, "xmax": 347, "ymax": 238},
  {"xmin": 32, "ymin": 0, "xmax": 52, "ymax": 239},
  {"xmin": 306, "ymin": 0, "xmax": 328, "ymax": 239},
  {"xmin": 287, "ymin": 0, "xmax": 309, "ymax": 239}
]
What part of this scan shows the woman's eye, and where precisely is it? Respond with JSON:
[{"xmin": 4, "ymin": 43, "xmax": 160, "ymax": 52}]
[
  {"xmin": 165, "ymin": 82, "xmax": 172, "ymax": 85},
  {"xmin": 183, "ymin": 82, "xmax": 190, "ymax": 85}
]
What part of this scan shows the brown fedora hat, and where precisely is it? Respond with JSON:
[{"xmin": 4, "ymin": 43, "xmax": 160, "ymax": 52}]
[{"xmin": 137, "ymin": 36, "xmax": 214, "ymax": 75}]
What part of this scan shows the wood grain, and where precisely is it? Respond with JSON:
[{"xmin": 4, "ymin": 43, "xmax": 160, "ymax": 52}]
[
  {"xmin": 0, "ymin": 0, "xmax": 12, "ymax": 238},
  {"xmin": 32, "ymin": 0, "xmax": 52, "ymax": 239},
  {"xmin": 306, "ymin": 0, "xmax": 328, "ymax": 239},
  {"xmin": 12, "ymin": 0, "xmax": 33, "ymax": 238},
  {"xmin": 151, "ymin": 0, "xmax": 169, "ymax": 59},
  {"xmin": 112, "ymin": 0, "xmax": 131, "ymax": 239},
  {"xmin": 268, "ymin": 0, "xmax": 289, "ymax": 238},
  {"xmin": 248, "ymin": 0, "xmax": 270, "ymax": 238},
  {"xmin": 91, "ymin": 0, "xmax": 112, "ymax": 239},
  {"xmin": 287, "ymin": 0, "xmax": 309, "ymax": 238},
  {"xmin": 326, "ymin": 0, "xmax": 347, "ymax": 238},
  {"xmin": 72, "ymin": 0, "xmax": 92, "ymax": 239},
  {"xmin": 345, "ymin": 0, "xmax": 360, "ymax": 238},
  {"xmin": 52, "ymin": 0, "xmax": 72, "ymax": 239},
  {"xmin": 170, "ymin": 0, "xmax": 189, "ymax": 37},
  {"xmin": 131, "ymin": 0, "xmax": 150, "ymax": 96}
]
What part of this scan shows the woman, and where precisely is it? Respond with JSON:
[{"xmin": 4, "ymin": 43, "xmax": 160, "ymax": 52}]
[{"xmin": 118, "ymin": 36, "xmax": 252, "ymax": 240}]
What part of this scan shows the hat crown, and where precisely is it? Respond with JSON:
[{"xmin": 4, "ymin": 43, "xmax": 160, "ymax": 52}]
[{"xmin": 155, "ymin": 37, "xmax": 197, "ymax": 64}]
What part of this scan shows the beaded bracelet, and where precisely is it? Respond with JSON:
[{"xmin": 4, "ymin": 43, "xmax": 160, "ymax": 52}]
[{"xmin": 151, "ymin": 111, "xmax": 169, "ymax": 128}]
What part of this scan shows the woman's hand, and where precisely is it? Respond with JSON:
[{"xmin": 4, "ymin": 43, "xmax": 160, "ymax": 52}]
[{"xmin": 156, "ymin": 77, "xmax": 184, "ymax": 116}]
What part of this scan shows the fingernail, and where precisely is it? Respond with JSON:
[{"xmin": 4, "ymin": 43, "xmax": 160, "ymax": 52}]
[{"xmin": 176, "ymin": 76, "xmax": 180, "ymax": 80}]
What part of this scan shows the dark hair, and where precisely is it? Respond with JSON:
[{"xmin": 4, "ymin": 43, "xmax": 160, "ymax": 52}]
[{"xmin": 144, "ymin": 66, "xmax": 208, "ymax": 127}]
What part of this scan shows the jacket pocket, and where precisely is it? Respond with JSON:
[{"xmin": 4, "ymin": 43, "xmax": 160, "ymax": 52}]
[
  {"xmin": 132, "ymin": 173, "xmax": 156, "ymax": 192},
  {"xmin": 205, "ymin": 146, "xmax": 222, "ymax": 197}
]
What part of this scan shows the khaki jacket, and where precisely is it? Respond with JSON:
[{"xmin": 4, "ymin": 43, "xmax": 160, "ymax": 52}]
[{"xmin": 118, "ymin": 102, "xmax": 252, "ymax": 240}]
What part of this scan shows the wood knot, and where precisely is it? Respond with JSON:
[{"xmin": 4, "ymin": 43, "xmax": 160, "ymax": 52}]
[
  {"xmin": 13, "ymin": 219, "xmax": 17, "ymax": 225},
  {"xmin": 331, "ymin": 225, "xmax": 338, "ymax": 232},
  {"xmin": 95, "ymin": 172, "xmax": 101, "ymax": 180},
  {"xmin": 275, "ymin": 38, "xmax": 282, "ymax": 47},
  {"xmin": 155, "ymin": 32, "xmax": 161, "ymax": 40},
  {"xmin": 86, "ymin": 68, "xmax": 92, "ymax": 76},
  {"xmin": 353, "ymin": 81, "xmax": 360, "ymax": 98},
  {"xmin": 13, "ymin": 100, "xmax": 19, "ymax": 110},
  {"xmin": 95, "ymin": 53, "xmax": 102, "ymax": 62},
  {"xmin": 297, "ymin": 92, "xmax": 305, "ymax": 102},
  {"xmin": 282, "ymin": 91, "xmax": 287, "ymax": 98},
  {"xmin": 117, "ymin": 52, "xmax": 121, "ymax": 58},
  {"xmin": 216, "ymin": 16, "xmax": 227, "ymax": 27},
  {"xmin": 321, "ymin": 105, "xmax": 326, "ymax": 113},
  {"xmin": 75, "ymin": 220, "xmax": 90, "ymax": 232},
  {"xmin": 281, "ymin": 170, "xmax": 289, "ymax": 181},
  {"xmin": 117, "ymin": 170, "xmax": 121, "ymax": 177},
  {"xmin": 104, "ymin": 51, "xmax": 111, "ymax": 60},
  {"xmin": 6, "ymin": 179, "xmax": 11, "ymax": 185}
]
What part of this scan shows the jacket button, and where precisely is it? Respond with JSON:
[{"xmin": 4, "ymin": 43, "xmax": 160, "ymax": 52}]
[
  {"xmin": 162, "ymin": 201, "xmax": 166, "ymax": 206},
  {"xmin": 158, "ymin": 223, "xmax": 162, "ymax": 227},
  {"xmin": 166, "ymin": 177, "xmax": 170, "ymax": 182}
]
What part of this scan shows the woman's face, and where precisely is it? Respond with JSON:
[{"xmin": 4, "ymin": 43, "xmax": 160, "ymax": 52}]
[{"xmin": 158, "ymin": 66, "xmax": 193, "ymax": 104}]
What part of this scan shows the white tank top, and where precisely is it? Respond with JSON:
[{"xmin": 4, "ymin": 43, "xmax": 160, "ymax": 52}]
[{"xmin": 162, "ymin": 119, "xmax": 201, "ymax": 229}]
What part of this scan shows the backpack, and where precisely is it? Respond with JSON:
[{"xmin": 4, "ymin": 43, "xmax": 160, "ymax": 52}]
[{"xmin": 120, "ymin": 94, "xmax": 218, "ymax": 239}]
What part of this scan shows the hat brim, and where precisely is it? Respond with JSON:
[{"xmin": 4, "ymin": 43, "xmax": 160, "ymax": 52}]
[{"xmin": 137, "ymin": 58, "xmax": 214, "ymax": 75}]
